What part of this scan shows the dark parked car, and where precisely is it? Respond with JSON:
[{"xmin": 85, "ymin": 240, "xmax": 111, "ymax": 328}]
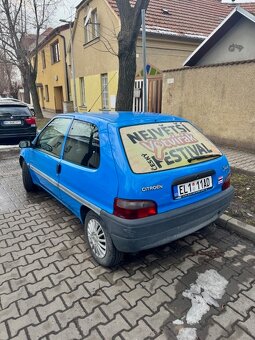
[
  {"xmin": 0, "ymin": 97, "xmax": 35, "ymax": 113},
  {"xmin": 0, "ymin": 101, "xmax": 36, "ymax": 144}
]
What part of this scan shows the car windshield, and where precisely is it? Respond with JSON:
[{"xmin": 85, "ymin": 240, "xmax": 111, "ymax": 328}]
[
  {"xmin": 120, "ymin": 121, "xmax": 222, "ymax": 174},
  {"xmin": 0, "ymin": 105, "xmax": 31, "ymax": 117}
]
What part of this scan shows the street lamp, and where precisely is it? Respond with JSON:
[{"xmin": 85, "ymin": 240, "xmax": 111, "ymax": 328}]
[{"xmin": 59, "ymin": 19, "xmax": 78, "ymax": 112}]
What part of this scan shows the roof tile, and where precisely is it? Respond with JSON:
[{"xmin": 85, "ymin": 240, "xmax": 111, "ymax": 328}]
[{"xmin": 106, "ymin": 0, "xmax": 255, "ymax": 38}]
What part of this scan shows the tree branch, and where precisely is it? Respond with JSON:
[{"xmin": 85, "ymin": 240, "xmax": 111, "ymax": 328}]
[{"xmin": 13, "ymin": 0, "xmax": 23, "ymax": 27}]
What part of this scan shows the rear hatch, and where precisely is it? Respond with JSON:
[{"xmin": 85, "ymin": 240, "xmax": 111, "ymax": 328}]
[
  {"xmin": 114, "ymin": 121, "xmax": 230, "ymax": 214},
  {"xmin": 0, "ymin": 104, "xmax": 35, "ymax": 134}
]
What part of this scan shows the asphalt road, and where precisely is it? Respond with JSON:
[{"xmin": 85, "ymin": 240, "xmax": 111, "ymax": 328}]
[{"xmin": 0, "ymin": 149, "xmax": 254, "ymax": 340}]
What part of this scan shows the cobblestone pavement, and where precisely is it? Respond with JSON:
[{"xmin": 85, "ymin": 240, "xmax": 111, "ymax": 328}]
[{"xmin": 0, "ymin": 150, "xmax": 255, "ymax": 340}]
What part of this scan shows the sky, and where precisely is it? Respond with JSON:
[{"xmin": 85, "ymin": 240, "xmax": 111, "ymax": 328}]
[{"xmin": 51, "ymin": 0, "xmax": 81, "ymax": 27}]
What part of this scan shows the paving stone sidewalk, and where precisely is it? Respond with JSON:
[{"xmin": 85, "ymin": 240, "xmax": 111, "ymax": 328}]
[
  {"xmin": 0, "ymin": 150, "xmax": 254, "ymax": 340},
  {"xmin": 0, "ymin": 200, "xmax": 255, "ymax": 340},
  {"xmin": 220, "ymin": 147, "xmax": 255, "ymax": 174}
]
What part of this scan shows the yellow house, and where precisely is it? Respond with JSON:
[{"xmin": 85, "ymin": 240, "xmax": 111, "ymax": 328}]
[
  {"xmin": 70, "ymin": 0, "xmax": 203, "ymax": 113},
  {"xmin": 70, "ymin": 0, "xmax": 119, "ymax": 113},
  {"xmin": 35, "ymin": 24, "xmax": 71, "ymax": 113}
]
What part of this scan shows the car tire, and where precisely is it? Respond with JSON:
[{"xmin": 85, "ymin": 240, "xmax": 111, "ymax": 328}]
[
  {"xmin": 22, "ymin": 162, "xmax": 36, "ymax": 192},
  {"xmin": 84, "ymin": 211, "xmax": 123, "ymax": 267}
]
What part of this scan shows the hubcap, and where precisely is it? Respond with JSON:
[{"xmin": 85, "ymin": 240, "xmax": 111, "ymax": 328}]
[{"xmin": 87, "ymin": 219, "xmax": 107, "ymax": 258}]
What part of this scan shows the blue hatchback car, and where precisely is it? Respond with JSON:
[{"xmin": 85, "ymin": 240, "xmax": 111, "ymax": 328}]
[{"xmin": 19, "ymin": 112, "xmax": 234, "ymax": 266}]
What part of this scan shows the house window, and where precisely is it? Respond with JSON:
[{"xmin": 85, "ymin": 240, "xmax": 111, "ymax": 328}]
[
  {"xmin": 84, "ymin": 9, "xmax": 99, "ymax": 44},
  {"xmin": 45, "ymin": 85, "xmax": 49, "ymax": 102},
  {"xmin": 42, "ymin": 50, "xmax": 46, "ymax": 69},
  {"xmin": 51, "ymin": 40, "xmax": 60, "ymax": 63},
  {"xmin": 101, "ymin": 74, "xmax": 109, "ymax": 110},
  {"xmin": 79, "ymin": 77, "xmax": 86, "ymax": 106}
]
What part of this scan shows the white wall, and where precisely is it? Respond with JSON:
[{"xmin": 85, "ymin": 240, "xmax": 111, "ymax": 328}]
[{"xmin": 198, "ymin": 17, "xmax": 255, "ymax": 65}]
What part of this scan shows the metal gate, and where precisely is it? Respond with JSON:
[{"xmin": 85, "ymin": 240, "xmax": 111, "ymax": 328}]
[
  {"xmin": 133, "ymin": 79, "xmax": 145, "ymax": 112},
  {"xmin": 133, "ymin": 77, "xmax": 162, "ymax": 113}
]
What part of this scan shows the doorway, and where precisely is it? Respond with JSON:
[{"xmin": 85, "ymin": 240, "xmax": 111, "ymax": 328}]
[
  {"xmin": 40, "ymin": 87, "xmax": 45, "ymax": 109},
  {"xmin": 54, "ymin": 86, "xmax": 64, "ymax": 113}
]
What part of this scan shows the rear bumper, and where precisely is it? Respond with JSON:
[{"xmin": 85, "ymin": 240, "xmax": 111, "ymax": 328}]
[
  {"xmin": 101, "ymin": 186, "xmax": 234, "ymax": 253},
  {"xmin": 0, "ymin": 129, "xmax": 36, "ymax": 140}
]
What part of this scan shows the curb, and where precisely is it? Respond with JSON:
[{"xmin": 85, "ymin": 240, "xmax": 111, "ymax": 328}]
[
  {"xmin": 217, "ymin": 214, "xmax": 255, "ymax": 243},
  {"xmin": 231, "ymin": 166, "xmax": 255, "ymax": 177},
  {"xmin": 0, "ymin": 146, "xmax": 19, "ymax": 152}
]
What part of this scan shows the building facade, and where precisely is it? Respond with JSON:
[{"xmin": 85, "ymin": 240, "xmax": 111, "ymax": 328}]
[
  {"xmin": 70, "ymin": 0, "xmax": 203, "ymax": 113},
  {"xmin": 35, "ymin": 25, "xmax": 71, "ymax": 113},
  {"xmin": 35, "ymin": 0, "xmax": 255, "ymax": 114},
  {"xmin": 70, "ymin": 0, "xmax": 119, "ymax": 113},
  {"xmin": 162, "ymin": 7, "xmax": 255, "ymax": 151}
]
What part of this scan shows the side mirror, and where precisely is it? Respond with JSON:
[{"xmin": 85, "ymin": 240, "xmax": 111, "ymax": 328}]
[{"xmin": 19, "ymin": 140, "xmax": 32, "ymax": 148}]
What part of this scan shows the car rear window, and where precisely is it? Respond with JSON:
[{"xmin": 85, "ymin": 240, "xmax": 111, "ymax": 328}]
[
  {"xmin": 120, "ymin": 122, "xmax": 222, "ymax": 174},
  {"xmin": 0, "ymin": 105, "xmax": 31, "ymax": 117}
]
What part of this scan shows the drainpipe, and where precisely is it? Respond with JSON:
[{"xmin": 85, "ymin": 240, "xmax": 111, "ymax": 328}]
[
  {"xmin": 59, "ymin": 34, "xmax": 70, "ymax": 102},
  {"xmin": 59, "ymin": 20, "xmax": 78, "ymax": 112}
]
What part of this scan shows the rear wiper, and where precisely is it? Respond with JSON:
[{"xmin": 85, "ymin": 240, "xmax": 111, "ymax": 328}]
[{"xmin": 187, "ymin": 154, "xmax": 221, "ymax": 163}]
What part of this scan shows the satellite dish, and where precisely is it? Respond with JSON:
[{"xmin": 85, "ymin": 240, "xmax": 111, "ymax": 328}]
[{"xmin": 84, "ymin": 8, "xmax": 92, "ymax": 26}]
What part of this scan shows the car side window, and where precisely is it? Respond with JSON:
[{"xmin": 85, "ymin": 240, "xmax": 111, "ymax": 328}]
[
  {"xmin": 63, "ymin": 120, "xmax": 100, "ymax": 169},
  {"xmin": 36, "ymin": 118, "xmax": 71, "ymax": 157}
]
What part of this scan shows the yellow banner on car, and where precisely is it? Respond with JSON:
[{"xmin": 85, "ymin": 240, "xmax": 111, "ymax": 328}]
[{"xmin": 120, "ymin": 122, "xmax": 221, "ymax": 173}]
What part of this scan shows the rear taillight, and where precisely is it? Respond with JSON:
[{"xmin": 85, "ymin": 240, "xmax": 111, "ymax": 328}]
[
  {"xmin": 25, "ymin": 117, "xmax": 36, "ymax": 126},
  {"xmin": 114, "ymin": 198, "xmax": 157, "ymax": 219},
  {"xmin": 222, "ymin": 173, "xmax": 231, "ymax": 191}
]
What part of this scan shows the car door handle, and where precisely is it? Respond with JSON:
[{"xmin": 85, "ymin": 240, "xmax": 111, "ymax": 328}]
[{"xmin": 56, "ymin": 163, "xmax": 61, "ymax": 174}]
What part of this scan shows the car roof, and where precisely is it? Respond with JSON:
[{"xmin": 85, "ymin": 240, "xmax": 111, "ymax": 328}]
[
  {"xmin": 0, "ymin": 99, "xmax": 28, "ymax": 107},
  {"xmin": 58, "ymin": 111, "xmax": 187, "ymax": 126}
]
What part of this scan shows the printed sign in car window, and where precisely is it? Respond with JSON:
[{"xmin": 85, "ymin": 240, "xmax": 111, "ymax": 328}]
[{"xmin": 120, "ymin": 122, "xmax": 222, "ymax": 173}]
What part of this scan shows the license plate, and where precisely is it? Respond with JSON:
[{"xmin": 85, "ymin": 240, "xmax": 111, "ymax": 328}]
[
  {"xmin": 174, "ymin": 176, "xmax": 213, "ymax": 199},
  {"xmin": 3, "ymin": 120, "xmax": 22, "ymax": 125}
]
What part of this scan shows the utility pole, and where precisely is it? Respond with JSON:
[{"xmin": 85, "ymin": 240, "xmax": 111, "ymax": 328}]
[{"xmin": 142, "ymin": 9, "xmax": 147, "ymax": 112}]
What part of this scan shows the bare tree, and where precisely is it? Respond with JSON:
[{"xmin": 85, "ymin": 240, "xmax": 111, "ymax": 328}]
[
  {"xmin": 0, "ymin": 0, "xmax": 58, "ymax": 118},
  {"xmin": 0, "ymin": 53, "xmax": 14, "ymax": 96},
  {"xmin": 115, "ymin": 0, "xmax": 150, "ymax": 111}
]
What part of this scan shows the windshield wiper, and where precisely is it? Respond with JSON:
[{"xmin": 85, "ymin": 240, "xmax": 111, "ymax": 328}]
[{"xmin": 187, "ymin": 154, "xmax": 221, "ymax": 163}]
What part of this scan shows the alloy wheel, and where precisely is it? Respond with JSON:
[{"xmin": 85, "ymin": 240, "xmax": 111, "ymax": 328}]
[{"xmin": 87, "ymin": 218, "xmax": 107, "ymax": 258}]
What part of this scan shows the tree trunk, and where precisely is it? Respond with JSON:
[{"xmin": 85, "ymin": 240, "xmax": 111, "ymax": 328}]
[
  {"xmin": 116, "ymin": 47, "xmax": 136, "ymax": 111},
  {"xmin": 5, "ymin": 64, "xmax": 12, "ymax": 96},
  {"xmin": 29, "ymin": 76, "xmax": 43, "ymax": 118},
  {"xmin": 23, "ymin": 73, "xmax": 31, "ymax": 104},
  {"xmin": 115, "ymin": 0, "xmax": 150, "ymax": 112}
]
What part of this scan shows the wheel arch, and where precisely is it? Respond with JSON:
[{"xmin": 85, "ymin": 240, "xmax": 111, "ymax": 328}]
[
  {"xmin": 80, "ymin": 205, "xmax": 91, "ymax": 224},
  {"xmin": 19, "ymin": 156, "xmax": 24, "ymax": 167}
]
